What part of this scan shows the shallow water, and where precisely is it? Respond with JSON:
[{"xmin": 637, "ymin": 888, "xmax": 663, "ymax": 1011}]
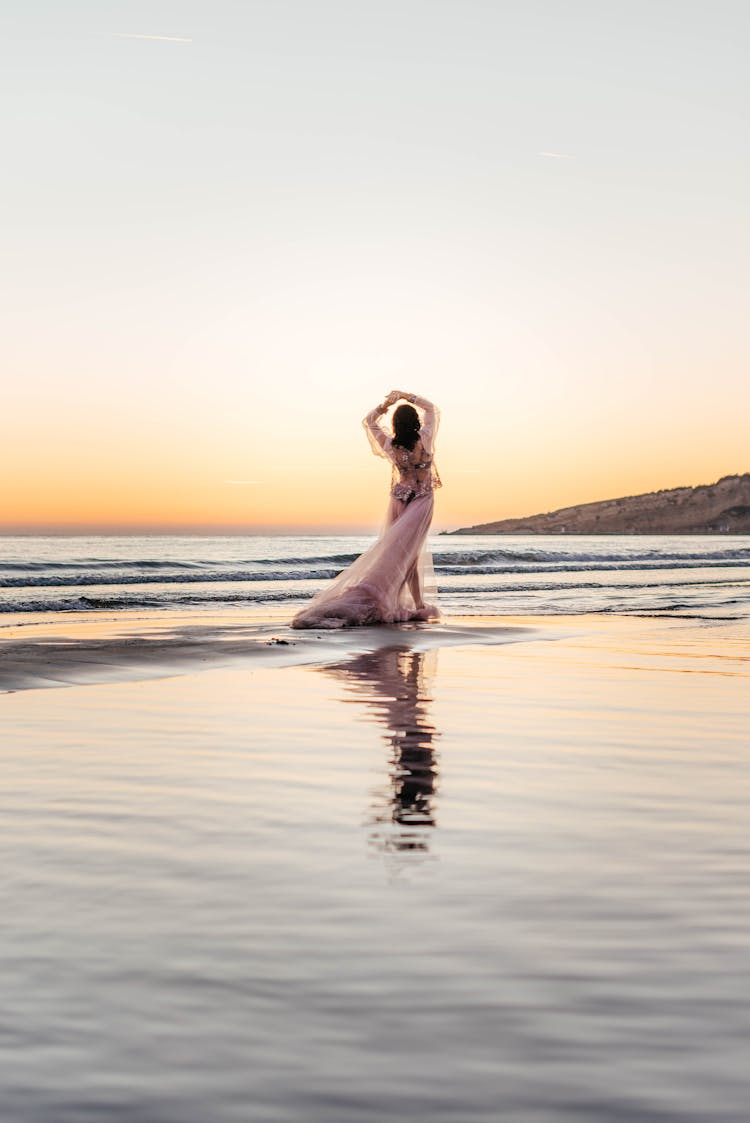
[{"xmin": 2, "ymin": 621, "xmax": 749, "ymax": 1121}]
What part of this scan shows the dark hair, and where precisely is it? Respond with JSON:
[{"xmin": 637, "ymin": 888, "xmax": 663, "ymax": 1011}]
[{"xmin": 391, "ymin": 403, "xmax": 421, "ymax": 450}]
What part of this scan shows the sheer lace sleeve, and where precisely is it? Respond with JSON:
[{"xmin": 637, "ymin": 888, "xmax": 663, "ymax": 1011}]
[{"xmin": 363, "ymin": 404, "xmax": 392, "ymax": 461}]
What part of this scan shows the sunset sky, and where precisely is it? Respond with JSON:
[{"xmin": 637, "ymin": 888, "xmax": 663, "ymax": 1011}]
[{"xmin": 4, "ymin": 0, "xmax": 748, "ymax": 532}]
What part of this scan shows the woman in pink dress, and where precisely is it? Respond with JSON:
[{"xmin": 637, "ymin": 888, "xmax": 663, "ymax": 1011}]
[{"xmin": 292, "ymin": 390, "xmax": 441, "ymax": 629}]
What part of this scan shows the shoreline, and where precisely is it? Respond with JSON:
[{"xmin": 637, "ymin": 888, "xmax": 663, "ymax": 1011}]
[
  {"xmin": 2, "ymin": 607, "xmax": 747, "ymax": 695},
  {"xmin": 0, "ymin": 610, "xmax": 544, "ymax": 694}
]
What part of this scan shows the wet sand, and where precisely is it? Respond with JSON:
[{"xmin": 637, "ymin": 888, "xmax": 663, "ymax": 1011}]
[
  {"xmin": 0, "ymin": 609, "xmax": 540, "ymax": 693},
  {"xmin": 2, "ymin": 611, "xmax": 749, "ymax": 1121}
]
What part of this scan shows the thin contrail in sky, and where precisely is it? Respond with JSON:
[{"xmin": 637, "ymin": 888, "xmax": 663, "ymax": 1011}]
[
  {"xmin": 113, "ymin": 33, "xmax": 192, "ymax": 43},
  {"xmin": 225, "ymin": 480, "xmax": 262, "ymax": 486},
  {"xmin": 538, "ymin": 151, "xmax": 573, "ymax": 159}
]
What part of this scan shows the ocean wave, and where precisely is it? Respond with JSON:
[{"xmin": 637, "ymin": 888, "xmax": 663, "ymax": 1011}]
[
  {"xmin": 0, "ymin": 589, "xmax": 305, "ymax": 613},
  {"xmin": 3, "ymin": 556, "xmax": 749, "ymax": 590},
  {"xmin": 0, "ymin": 552, "xmax": 362, "ymax": 573},
  {"xmin": 435, "ymin": 559, "xmax": 750, "ymax": 576},
  {"xmin": 254, "ymin": 553, "xmax": 360, "ymax": 567},
  {"xmin": 0, "ymin": 569, "xmax": 341, "ymax": 589},
  {"xmin": 2, "ymin": 583, "xmax": 745, "ymax": 619},
  {"xmin": 432, "ymin": 547, "xmax": 750, "ymax": 567},
  {"xmin": 433, "ymin": 575, "xmax": 747, "ymax": 595},
  {"xmin": 0, "ymin": 558, "xmax": 210, "ymax": 572},
  {"xmin": 3, "ymin": 544, "xmax": 749, "ymax": 582},
  {"xmin": 225, "ymin": 546, "xmax": 750, "ymax": 569}
]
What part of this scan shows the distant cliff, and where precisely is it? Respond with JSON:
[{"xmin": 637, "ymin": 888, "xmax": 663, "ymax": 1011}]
[{"xmin": 451, "ymin": 474, "xmax": 750, "ymax": 535}]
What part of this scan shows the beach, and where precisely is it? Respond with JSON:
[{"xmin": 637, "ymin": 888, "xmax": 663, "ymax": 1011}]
[
  {"xmin": 2, "ymin": 604, "xmax": 749, "ymax": 1121},
  {"xmin": 8, "ymin": 0, "xmax": 750, "ymax": 1114}
]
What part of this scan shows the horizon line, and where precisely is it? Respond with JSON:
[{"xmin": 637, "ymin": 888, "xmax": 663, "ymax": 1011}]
[{"xmin": 0, "ymin": 525, "xmax": 453, "ymax": 537}]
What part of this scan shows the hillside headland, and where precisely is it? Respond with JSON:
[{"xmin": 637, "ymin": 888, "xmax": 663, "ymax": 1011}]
[{"xmin": 450, "ymin": 474, "xmax": 750, "ymax": 535}]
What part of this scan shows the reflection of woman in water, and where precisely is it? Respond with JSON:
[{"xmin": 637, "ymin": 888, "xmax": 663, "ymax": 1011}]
[
  {"xmin": 292, "ymin": 391, "xmax": 441, "ymax": 629},
  {"xmin": 321, "ymin": 646, "xmax": 440, "ymax": 856}
]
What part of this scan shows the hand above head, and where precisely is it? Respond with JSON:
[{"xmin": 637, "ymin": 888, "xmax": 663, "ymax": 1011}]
[{"xmin": 378, "ymin": 391, "xmax": 399, "ymax": 409}]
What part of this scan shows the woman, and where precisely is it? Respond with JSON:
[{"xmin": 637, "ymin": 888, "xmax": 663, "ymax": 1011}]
[{"xmin": 292, "ymin": 390, "xmax": 441, "ymax": 629}]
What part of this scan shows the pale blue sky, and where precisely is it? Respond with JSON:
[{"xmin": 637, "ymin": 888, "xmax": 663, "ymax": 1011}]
[{"xmin": 3, "ymin": 0, "xmax": 749, "ymax": 529}]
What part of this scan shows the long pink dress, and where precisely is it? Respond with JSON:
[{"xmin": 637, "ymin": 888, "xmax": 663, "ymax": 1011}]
[{"xmin": 291, "ymin": 395, "xmax": 441, "ymax": 629}]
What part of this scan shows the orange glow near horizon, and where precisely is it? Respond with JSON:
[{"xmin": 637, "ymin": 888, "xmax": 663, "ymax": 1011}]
[{"xmin": 4, "ymin": 399, "xmax": 747, "ymax": 534}]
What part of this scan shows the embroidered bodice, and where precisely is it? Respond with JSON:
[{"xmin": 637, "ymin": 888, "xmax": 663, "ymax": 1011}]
[{"xmin": 389, "ymin": 440, "xmax": 438, "ymax": 501}]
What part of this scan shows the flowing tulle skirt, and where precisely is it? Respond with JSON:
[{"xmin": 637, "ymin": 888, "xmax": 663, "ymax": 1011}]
[{"xmin": 291, "ymin": 494, "xmax": 439, "ymax": 629}]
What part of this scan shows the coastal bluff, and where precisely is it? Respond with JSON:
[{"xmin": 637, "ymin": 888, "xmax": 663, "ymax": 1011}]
[{"xmin": 451, "ymin": 474, "xmax": 750, "ymax": 535}]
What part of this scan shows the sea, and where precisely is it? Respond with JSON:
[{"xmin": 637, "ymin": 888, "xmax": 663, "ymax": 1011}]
[{"xmin": 1, "ymin": 533, "xmax": 749, "ymax": 620}]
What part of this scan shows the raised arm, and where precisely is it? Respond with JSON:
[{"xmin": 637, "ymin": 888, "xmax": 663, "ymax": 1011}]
[{"xmin": 362, "ymin": 396, "xmax": 394, "ymax": 459}]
